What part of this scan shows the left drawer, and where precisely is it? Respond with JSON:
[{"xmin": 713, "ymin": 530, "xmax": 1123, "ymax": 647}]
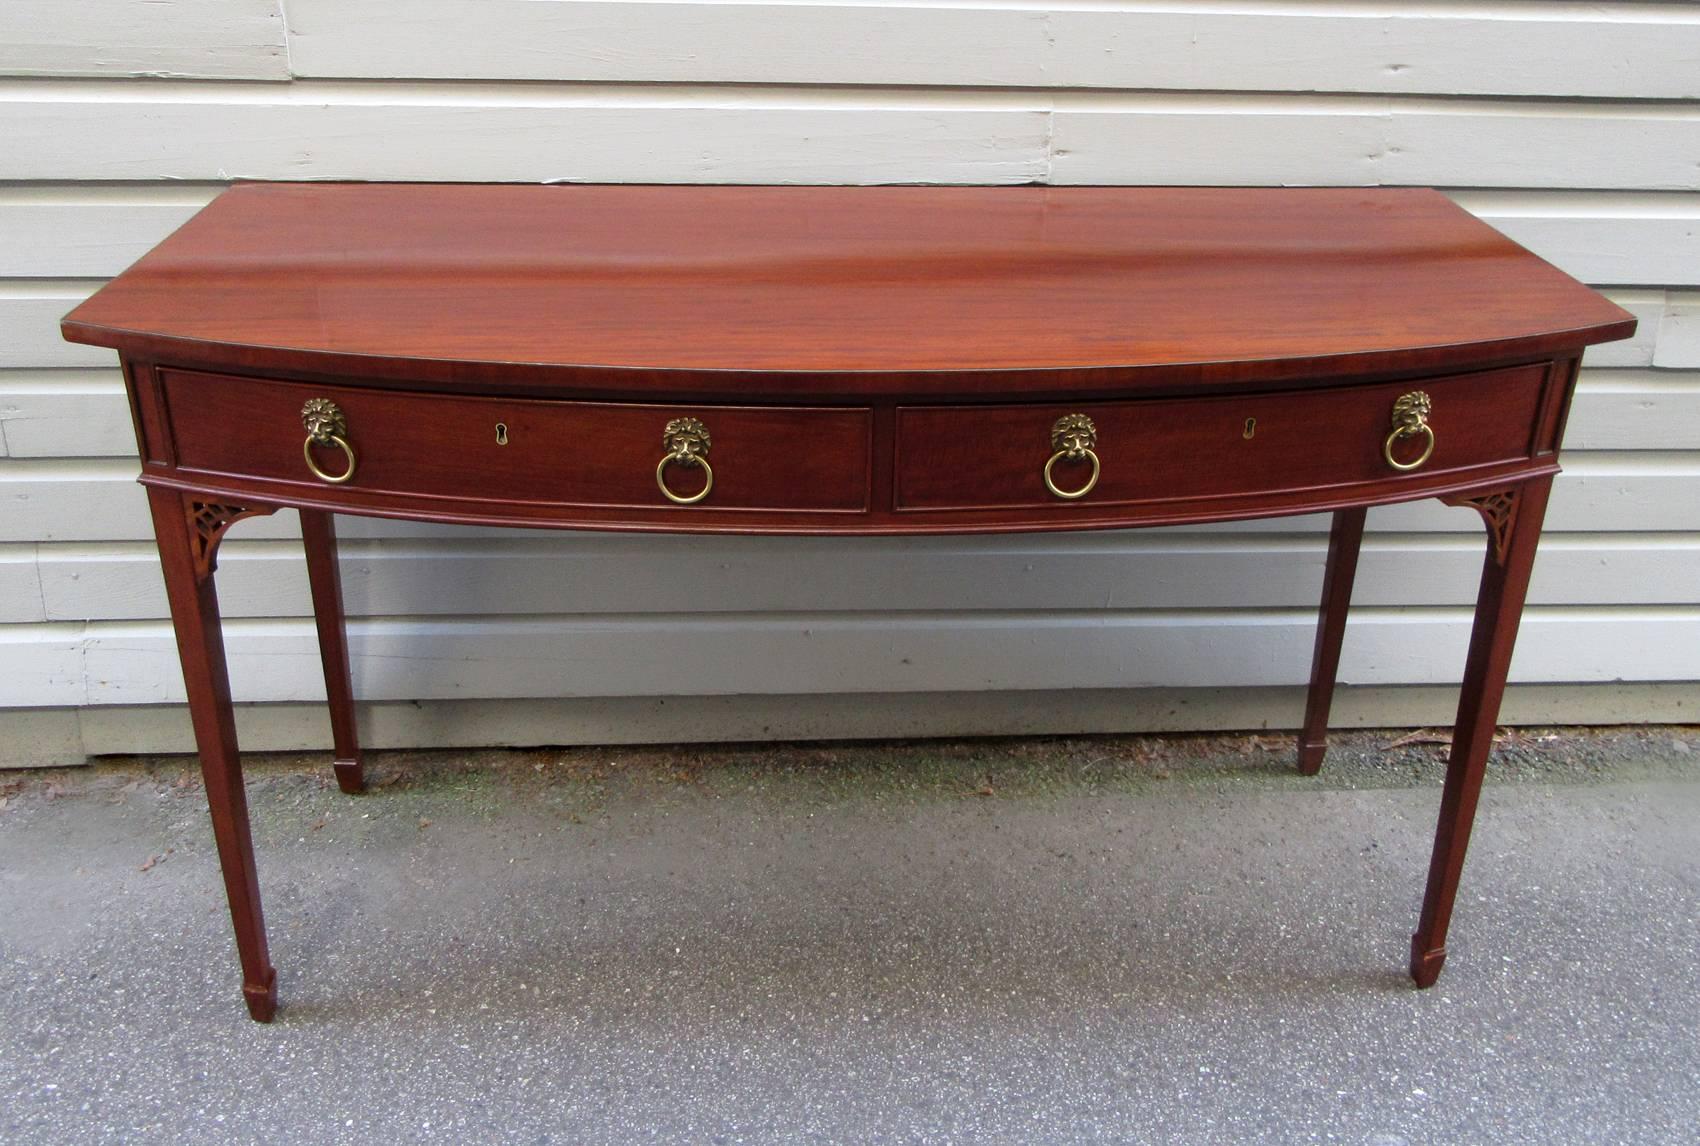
[{"xmin": 157, "ymin": 370, "xmax": 873, "ymax": 512}]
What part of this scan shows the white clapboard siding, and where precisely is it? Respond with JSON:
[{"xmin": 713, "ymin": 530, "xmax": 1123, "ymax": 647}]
[
  {"xmin": 0, "ymin": 284, "xmax": 113, "ymax": 368},
  {"xmin": 0, "ymin": 607, "xmax": 1684, "ymax": 710},
  {"xmin": 1568, "ymin": 372, "xmax": 1700, "ymax": 450},
  {"xmin": 1046, "ymin": 94, "xmax": 1700, "ymax": 190},
  {"xmin": 0, "ymin": 546, "xmax": 44, "ymax": 623},
  {"xmin": 4, "ymin": 454, "xmax": 1699, "ymax": 548},
  {"xmin": 7, "ymin": 367, "xmax": 1697, "ymax": 460},
  {"xmin": 0, "ymin": 371, "xmax": 133, "ymax": 458},
  {"xmin": 278, "ymin": 1, "xmax": 1700, "ymax": 100},
  {"xmin": 1, "ymin": 1, "xmax": 1697, "ymax": 743},
  {"xmin": 0, "ymin": 82, "xmax": 1051, "ymax": 185},
  {"xmin": 0, "ymin": 625, "xmax": 83, "ymax": 704},
  {"xmin": 0, "ymin": 186, "xmax": 219, "ymax": 278},
  {"xmin": 1659, "ymin": 296, "xmax": 1700, "ymax": 367},
  {"xmin": 5, "ymin": 82, "xmax": 1700, "ymax": 190},
  {"xmin": 34, "ymin": 534, "xmax": 1700, "ymax": 624},
  {"xmin": 0, "ymin": 1, "xmax": 287, "ymax": 81}
]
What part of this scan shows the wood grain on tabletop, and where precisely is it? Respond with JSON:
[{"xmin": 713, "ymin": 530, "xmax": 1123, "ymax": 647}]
[{"xmin": 62, "ymin": 184, "xmax": 1635, "ymax": 392}]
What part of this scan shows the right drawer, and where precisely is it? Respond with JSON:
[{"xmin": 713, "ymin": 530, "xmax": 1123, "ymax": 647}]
[{"xmin": 894, "ymin": 363, "xmax": 1548, "ymax": 511}]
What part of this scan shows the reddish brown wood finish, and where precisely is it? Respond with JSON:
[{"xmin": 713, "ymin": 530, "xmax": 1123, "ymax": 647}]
[
  {"xmin": 1299, "ymin": 507, "xmax": 1367, "ymax": 775},
  {"xmin": 1412, "ymin": 476, "xmax": 1554, "ymax": 986},
  {"xmin": 146, "ymin": 488, "xmax": 280, "ymax": 1022},
  {"xmin": 160, "ymin": 369, "xmax": 872, "ymax": 514},
  {"xmin": 61, "ymin": 185, "xmax": 1638, "ymax": 1021},
  {"xmin": 893, "ymin": 364, "xmax": 1545, "ymax": 512},
  {"xmin": 300, "ymin": 509, "xmax": 365, "ymax": 795},
  {"xmin": 130, "ymin": 359, "xmax": 1560, "ymax": 536},
  {"xmin": 64, "ymin": 185, "xmax": 1633, "ymax": 398}
]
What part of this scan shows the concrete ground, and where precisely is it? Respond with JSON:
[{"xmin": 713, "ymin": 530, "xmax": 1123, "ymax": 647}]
[{"xmin": 1, "ymin": 728, "xmax": 1696, "ymax": 1145}]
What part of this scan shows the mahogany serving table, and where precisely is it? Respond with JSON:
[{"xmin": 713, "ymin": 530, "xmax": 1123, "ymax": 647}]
[{"xmin": 63, "ymin": 184, "xmax": 1635, "ymax": 1022}]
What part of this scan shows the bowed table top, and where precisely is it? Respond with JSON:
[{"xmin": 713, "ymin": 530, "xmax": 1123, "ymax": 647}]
[{"xmin": 63, "ymin": 183, "xmax": 1634, "ymax": 398}]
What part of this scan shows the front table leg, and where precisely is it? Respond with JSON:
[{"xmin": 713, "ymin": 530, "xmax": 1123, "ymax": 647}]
[
  {"xmin": 147, "ymin": 488, "xmax": 280, "ymax": 1022},
  {"xmin": 1410, "ymin": 476, "xmax": 1553, "ymax": 987},
  {"xmin": 300, "ymin": 509, "xmax": 365, "ymax": 794}
]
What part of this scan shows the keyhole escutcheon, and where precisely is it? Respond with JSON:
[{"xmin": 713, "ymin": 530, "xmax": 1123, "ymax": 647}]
[
  {"xmin": 1243, "ymin": 417, "xmax": 1257, "ymax": 440},
  {"xmin": 495, "ymin": 422, "xmax": 509, "ymax": 445}
]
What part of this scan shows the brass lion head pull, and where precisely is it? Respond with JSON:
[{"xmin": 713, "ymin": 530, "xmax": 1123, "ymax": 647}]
[
  {"xmin": 1050, "ymin": 413, "xmax": 1098, "ymax": 459},
  {"xmin": 1384, "ymin": 391, "xmax": 1436, "ymax": 472},
  {"xmin": 301, "ymin": 398, "xmax": 348, "ymax": 444},
  {"xmin": 1391, "ymin": 391, "xmax": 1431, "ymax": 434},
  {"xmin": 299, "ymin": 398, "xmax": 356, "ymax": 484},
  {"xmin": 657, "ymin": 417, "xmax": 713, "ymax": 505},
  {"xmin": 662, "ymin": 417, "xmax": 711, "ymax": 464},
  {"xmin": 1044, "ymin": 413, "xmax": 1101, "ymax": 500}
]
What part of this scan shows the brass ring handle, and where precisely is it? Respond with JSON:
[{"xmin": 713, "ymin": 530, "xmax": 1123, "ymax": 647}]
[
  {"xmin": 302, "ymin": 433, "xmax": 358, "ymax": 484},
  {"xmin": 1043, "ymin": 448, "xmax": 1101, "ymax": 500},
  {"xmin": 656, "ymin": 453, "xmax": 713, "ymax": 505},
  {"xmin": 1382, "ymin": 390, "xmax": 1436, "ymax": 472},
  {"xmin": 1382, "ymin": 423, "xmax": 1436, "ymax": 472},
  {"xmin": 1044, "ymin": 413, "xmax": 1101, "ymax": 501},
  {"xmin": 299, "ymin": 398, "xmax": 357, "ymax": 484},
  {"xmin": 656, "ymin": 416, "xmax": 713, "ymax": 506}
]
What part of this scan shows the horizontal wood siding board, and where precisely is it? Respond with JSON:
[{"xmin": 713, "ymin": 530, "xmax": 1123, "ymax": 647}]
[
  {"xmin": 1046, "ymin": 96, "xmax": 1700, "ymax": 190},
  {"xmin": 0, "ymin": 550, "xmax": 45, "ymax": 622},
  {"xmin": 1568, "ymin": 372, "xmax": 1700, "ymax": 450},
  {"xmin": 0, "ymin": 196, "xmax": 214, "ymax": 277},
  {"xmin": 1569, "ymin": 371, "xmax": 1700, "ymax": 447},
  {"xmin": 21, "ymin": 608, "xmax": 1695, "ymax": 709},
  {"xmin": 0, "ymin": 380, "xmax": 136, "ymax": 458},
  {"xmin": 280, "ymin": 1, "xmax": 1700, "ymax": 99},
  {"xmin": 0, "ymin": 85, "xmax": 1051, "ymax": 184},
  {"xmin": 4, "ymin": 83, "xmax": 1698, "ymax": 188},
  {"xmin": 0, "ymin": 625, "xmax": 84, "ymax": 705},
  {"xmin": 35, "ymin": 535, "xmax": 1700, "ymax": 622},
  {"xmin": 0, "ymin": 1, "xmax": 288, "ymax": 81},
  {"xmin": 0, "ymin": 290, "xmax": 112, "ymax": 368},
  {"xmin": 1656, "ymin": 293, "xmax": 1700, "ymax": 367},
  {"xmin": 3, "ymin": 456, "xmax": 1696, "ymax": 543}
]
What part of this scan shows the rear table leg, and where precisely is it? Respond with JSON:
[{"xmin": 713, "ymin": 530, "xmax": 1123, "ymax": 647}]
[
  {"xmin": 1297, "ymin": 507, "xmax": 1366, "ymax": 774},
  {"xmin": 301, "ymin": 509, "xmax": 365, "ymax": 794}
]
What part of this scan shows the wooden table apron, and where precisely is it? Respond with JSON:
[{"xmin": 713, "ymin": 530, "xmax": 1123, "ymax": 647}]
[{"xmin": 60, "ymin": 184, "xmax": 1636, "ymax": 1022}]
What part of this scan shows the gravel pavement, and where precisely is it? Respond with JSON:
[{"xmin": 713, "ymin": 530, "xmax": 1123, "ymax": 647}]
[{"xmin": 1, "ymin": 729, "xmax": 1696, "ymax": 1145}]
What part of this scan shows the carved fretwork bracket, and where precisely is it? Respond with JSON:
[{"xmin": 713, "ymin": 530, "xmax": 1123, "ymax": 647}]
[
  {"xmin": 187, "ymin": 500, "xmax": 277, "ymax": 583},
  {"xmin": 1442, "ymin": 489, "xmax": 1521, "ymax": 566}
]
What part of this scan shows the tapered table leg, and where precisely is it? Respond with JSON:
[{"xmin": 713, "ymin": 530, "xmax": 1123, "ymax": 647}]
[
  {"xmin": 1411, "ymin": 476, "xmax": 1552, "ymax": 988},
  {"xmin": 1297, "ymin": 506, "xmax": 1367, "ymax": 774},
  {"xmin": 300, "ymin": 509, "xmax": 365, "ymax": 794},
  {"xmin": 147, "ymin": 488, "xmax": 279, "ymax": 1022}
]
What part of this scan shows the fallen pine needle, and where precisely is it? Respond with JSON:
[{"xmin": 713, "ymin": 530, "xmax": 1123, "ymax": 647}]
[{"xmin": 1385, "ymin": 730, "xmax": 1453, "ymax": 749}]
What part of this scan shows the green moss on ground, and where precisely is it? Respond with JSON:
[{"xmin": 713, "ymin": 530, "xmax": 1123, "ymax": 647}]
[{"xmin": 5, "ymin": 727, "xmax": 1694, "ymax": 840}]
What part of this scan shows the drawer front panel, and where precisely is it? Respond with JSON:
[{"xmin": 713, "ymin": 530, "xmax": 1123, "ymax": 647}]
[
  {"xmin": 159, "ymin": 370, "xmax": 872, "ymax": 512},
  {"xmin": 895, "ymin": 365, "xmax": 1547, "ymax": 511}
]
